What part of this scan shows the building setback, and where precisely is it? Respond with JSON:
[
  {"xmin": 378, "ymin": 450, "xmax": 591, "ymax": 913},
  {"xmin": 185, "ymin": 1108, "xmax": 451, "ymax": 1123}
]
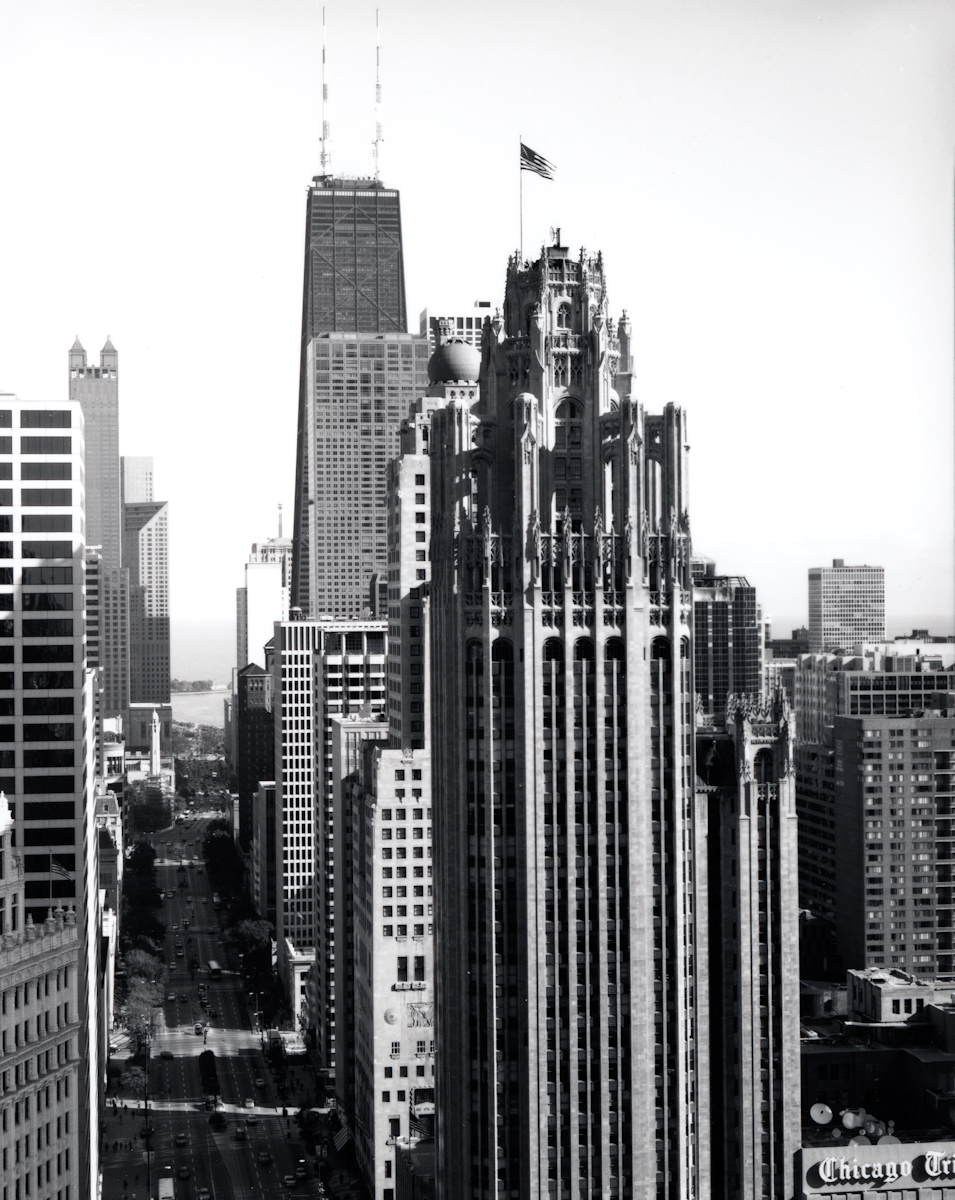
[
  {"xmin": 290, "ymin": 175, "xmax": 428, "ymax": 619},
  {"xmin": 430, "ymin": 243, "xmax": 708, "ymax": 1198}
]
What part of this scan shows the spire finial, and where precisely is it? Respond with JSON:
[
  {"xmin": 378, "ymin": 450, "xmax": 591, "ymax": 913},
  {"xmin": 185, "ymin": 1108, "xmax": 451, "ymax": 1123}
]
[
  {"xmin": 319, "ymin": 6, "xmax": 331, "ymax": 174},
  {"xmin": 372, "ymin": 8, "xmax": 383, "ymax": 181}
]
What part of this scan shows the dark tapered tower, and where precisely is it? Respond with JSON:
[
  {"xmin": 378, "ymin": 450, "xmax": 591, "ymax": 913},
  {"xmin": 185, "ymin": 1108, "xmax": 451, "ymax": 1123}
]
[
  {"xmin": 290, "ymin": 176, "xmax": 427, "ymax": 619},
  {"xmin": 430, "ymin": 243, "xmax": 709, "ymax": 1198}
]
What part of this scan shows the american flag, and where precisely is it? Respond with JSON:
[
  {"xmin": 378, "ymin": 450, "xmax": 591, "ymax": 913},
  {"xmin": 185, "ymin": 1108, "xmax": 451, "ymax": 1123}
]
[
  {"xmin": 50, "ymin": 858, "xmax": 73, "ymax": 881},
  {"xmin": 520, "ymin": 142, "xmax": 555, "ymax": 180},
  {"xmin": 333, "ymin": 1122, "xmax": 350, "ymax": 1151}
]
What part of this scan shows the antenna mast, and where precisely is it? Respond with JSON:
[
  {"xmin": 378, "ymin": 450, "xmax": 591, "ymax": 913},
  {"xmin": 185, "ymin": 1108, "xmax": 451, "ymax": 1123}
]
[
  {"xmin": 320, "ymin": 6, "xmax": 330, "ymax": 174},
  {"xmin": 373, "ymin": 9, "xmax": 383, "ymax": 181}
]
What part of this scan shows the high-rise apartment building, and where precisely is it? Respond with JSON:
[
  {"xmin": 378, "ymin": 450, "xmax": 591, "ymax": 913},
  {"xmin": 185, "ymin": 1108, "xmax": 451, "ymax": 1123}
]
[
  {"xmin": 124, "ymin": 499, "xmax": 170, "ymax": 703},
  {"xmin": 808, "ymin": 559, "xmax": 885, "ymax": 653},
  {"xmin": 68, "ymin": 338, "xmax": 120, "ymax": 570},
  {"xmin": 237, "ymin": 533, "xmax": 292, "ymax": 669},
  {"xmin": 823, "ymin": 710, "xmax": 955, "ymax": 979},
  {"xmin": 692, "ymin": 557, "xmax": 763, "ymax": 721},
  {"xmin": 271, "ymin": 617, "xmax": 386, "ymax": 1060},
  {"xmin": 429, "ymin": 244, "xmax": 709, "ymax": 1198},
  {"xmin": 290, "ymin": 175, "xmax": 429, "ymax": 619}
]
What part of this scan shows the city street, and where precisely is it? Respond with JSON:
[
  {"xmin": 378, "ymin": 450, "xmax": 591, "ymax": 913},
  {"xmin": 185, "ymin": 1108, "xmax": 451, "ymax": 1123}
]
[{"xmin": 100, "ymin": 810, "xmax": 343, "ymax": 1200}]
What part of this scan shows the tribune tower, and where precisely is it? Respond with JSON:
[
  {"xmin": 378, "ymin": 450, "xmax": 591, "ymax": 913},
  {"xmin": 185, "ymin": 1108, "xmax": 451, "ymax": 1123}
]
[{"xmin": 430, "ymin": 242, "xmax": 708, "ymax": 1198}]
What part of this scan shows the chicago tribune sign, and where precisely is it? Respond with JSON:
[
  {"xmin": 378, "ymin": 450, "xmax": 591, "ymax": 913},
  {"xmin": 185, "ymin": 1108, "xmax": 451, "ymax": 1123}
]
[{"xmin": 802, "ymin": 1141, "xmax": 955, "ymax": 1194}]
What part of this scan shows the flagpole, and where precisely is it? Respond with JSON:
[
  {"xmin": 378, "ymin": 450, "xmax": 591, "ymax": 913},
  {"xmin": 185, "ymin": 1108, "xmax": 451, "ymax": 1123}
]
[{"xmin": 519, "ymin": 134, "xmax": 523, "ymax": 265}]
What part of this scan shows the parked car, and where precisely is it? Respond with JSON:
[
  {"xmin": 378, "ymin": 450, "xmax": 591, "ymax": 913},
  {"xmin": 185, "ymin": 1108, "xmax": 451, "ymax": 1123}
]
[{"xmin": 167, "ymin": 992, "xmax": 176, "ymax": 1001}]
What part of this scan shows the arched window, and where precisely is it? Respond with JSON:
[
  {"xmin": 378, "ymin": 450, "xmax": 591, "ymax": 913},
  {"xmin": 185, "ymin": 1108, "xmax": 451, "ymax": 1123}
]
[
  {"xmin": 651, "ymin": 637, "xmax": 670, "ymax": 661},
  {"xmin": 574, "ymin": 639, "xmax": 594, "ymax": 662},
  {"xmin": 554, "ymin": 401, "xmax": 583, "ymax": 515},
  {"xmin": 543, "ymin": 639, "xmax": 564, "ymax": 662},
  {"xmin": 555, "ymin": 399, "xmax": 580, "ymax": 419},
  {"xmin": 556, "ymin": 303, "xmax": 571, "ymax": 329},
  {"xmin": 492, "ymin": 640, "xmax": 513, "ymax": 662},
  {"xmin": 755, "ymin": 748, "xmax": 774, "ymax": 785},
  {"xmin": 605, "ymin": 638, "xmax": 625, "ymax": 661}
]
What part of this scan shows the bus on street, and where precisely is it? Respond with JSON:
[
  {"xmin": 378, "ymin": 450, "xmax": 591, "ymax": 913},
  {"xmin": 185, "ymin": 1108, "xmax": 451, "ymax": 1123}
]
[
  {"xmin": 158, "ymin": 1178, "xmax": 175, "ymax": 1200},
  {"xmin": 208, "ymin": 960, "xmax": 221, "ymax": 978}
]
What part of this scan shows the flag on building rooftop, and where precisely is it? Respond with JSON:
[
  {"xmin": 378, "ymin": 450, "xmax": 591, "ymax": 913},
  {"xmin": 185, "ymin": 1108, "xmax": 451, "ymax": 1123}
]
[{"xmin": 520, "ymin": 142, "xmax": 555, "ymax": 180}]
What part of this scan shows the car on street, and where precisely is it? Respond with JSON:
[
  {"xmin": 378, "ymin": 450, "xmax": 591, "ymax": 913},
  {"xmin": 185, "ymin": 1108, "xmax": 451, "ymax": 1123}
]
[
  {"xmin": 176, "ymin": 949, "xmax": 184, "ymax": 958},
  {"xmin": 201, "ymin": 897, "xmax": 208, "ymax": 904},
  {"xmin": 171, "ymin": 924, "xmax": 178, "ymax": 930},
  {"xmin": 234, "ymin": 1127, "xmax": 247, "ymax": 1140},
  {"xmin": 167, "ymin": 992, "xmax": 175, "ymax": 1001},
  {"xmin": 175, "ymin": 1134, "xmax": 188, "ymax": 1147},
  {"xmin": 210, "ymin": 1010, "xmax": 218, "ymax": 1018},
  {"xmin": 194, "ymin": 1022, "xmax": 203, "ymax": 1034},
  {"xmin": 183, "ymin": 920, "xmax": 189, "ymax": 929},
  {"xmin": 255, "ymin": 1077, "xmax": 265, "ymax": 1087},
  {"xmin": 178, "ymin": 1166, "xmax": 190, "ymax": 1179},
  {"xmin": 283, "ymin": 1176, "xmax": 296, "ymax": 1188},
  {"xmin": 197, "ymin": 1190, "xmax": 211, "ymax": 1200},
  {"xmin": 246, "ymin": 1114, "xmax": 258, "ymax": 1125},
  {"xmin": 160, "ymin": 1050, "xmax": 174, "ymax": 1060},
  {"xmin": 296, "ymin": 1163, "xmax": 307, "ymax": 1179},
  {"xmin": 258, "ymin": 1150, "xmax": 272, "ymax": 1165},
  {"xmin": 244, "ymin": 1098, "xmax": 254, "ymax": 1108},
  {"xmin": 178, "ymin": 994, "xmax": 187, "ymax": 1001}
]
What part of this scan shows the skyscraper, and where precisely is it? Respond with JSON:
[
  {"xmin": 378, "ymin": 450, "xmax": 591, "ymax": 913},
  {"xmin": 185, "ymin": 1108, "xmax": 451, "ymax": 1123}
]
[
  {"xmin": 120, "ymin": 455, "xmax": 154, "ymax": 504},
  {"xmin": 430, "ymin": 244, "xmax": 708, "ymax": 1197},
  {"xmin": 124, "ymin": 499, "xmax": 170, "ymax": 703},
  {"xmin": 692, "ymin": 557, "xmax": 764, "ymax": 721},
  {"xmin": 68, "ymin": 337, "xmax": 120, "ymax": 570},
  {"xmin": 271, "ymin": 615, "xmax": 386, "ymax": 1061},
  {"xmin": 808, "ymin": 558, "xmax": 885, "ymax": 652},
  {"xmin": 236, "ymin": 532, "xmax": 292, "ymax": 670},
  {"xmin": 0, "ymin": 393, "xmax": 99, "ymax": 1195},
  {"xmin": 290, "ymin": 175, "xmax": 429, "ymax": 618}
]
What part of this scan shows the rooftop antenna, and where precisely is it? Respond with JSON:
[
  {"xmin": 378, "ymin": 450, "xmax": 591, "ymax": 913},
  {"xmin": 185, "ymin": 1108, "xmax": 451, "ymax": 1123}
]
[
  {"xmin": 319, "ymin": 6, "xmax": 331, "ymax": 174},
  {"xmin": 278, "ymin": 503, "xmax": 283, "ymax": 539},
  {"xmin": 372, "ymin": 8, "xmax": 383, "ymax": 181}
]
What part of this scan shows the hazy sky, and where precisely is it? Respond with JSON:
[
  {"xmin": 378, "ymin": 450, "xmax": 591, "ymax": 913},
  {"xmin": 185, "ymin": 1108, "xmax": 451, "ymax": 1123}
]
[{"xmin": 1, "ymin": 0, "xmax": 953, "ymax": 678}]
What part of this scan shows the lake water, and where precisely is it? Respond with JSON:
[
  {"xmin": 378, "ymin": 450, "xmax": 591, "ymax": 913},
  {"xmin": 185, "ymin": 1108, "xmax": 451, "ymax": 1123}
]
[{"xmin": 171, "ymin": 691, "xmax": 229, "ymax": 728}]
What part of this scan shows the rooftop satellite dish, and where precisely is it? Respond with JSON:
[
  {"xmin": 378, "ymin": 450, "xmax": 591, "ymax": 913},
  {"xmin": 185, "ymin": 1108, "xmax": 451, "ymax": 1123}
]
[{"xmin": 810, "ymin": 1102, "xmax": 833, "ymax": 1125}]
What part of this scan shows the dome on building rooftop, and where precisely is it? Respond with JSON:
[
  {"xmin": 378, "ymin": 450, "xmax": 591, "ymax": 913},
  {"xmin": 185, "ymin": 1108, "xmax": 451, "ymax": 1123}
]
[{"xmin": 427, "ymin": 338, "xmax": 481, "ymax": 384}]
